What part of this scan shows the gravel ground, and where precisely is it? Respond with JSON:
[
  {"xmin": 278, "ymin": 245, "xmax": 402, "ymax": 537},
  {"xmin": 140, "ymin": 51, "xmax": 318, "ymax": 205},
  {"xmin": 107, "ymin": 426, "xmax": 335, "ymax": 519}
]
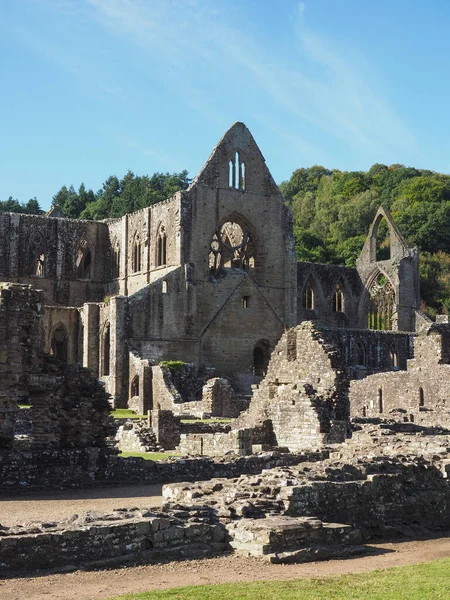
[{"xmin": 1, "ymin": 536, "xmax": 450, "ymax": 600}]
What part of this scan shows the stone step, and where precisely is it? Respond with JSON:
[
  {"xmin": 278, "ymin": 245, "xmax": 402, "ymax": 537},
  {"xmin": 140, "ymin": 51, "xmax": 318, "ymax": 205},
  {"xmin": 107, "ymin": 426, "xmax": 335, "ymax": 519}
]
[
  {"xmin": 227, "ymin": 515, "xmax": 362, "ymax": 559},
  {"xmin": 267, "ymin": 544, "xmax": 368, "ymax": 564}
]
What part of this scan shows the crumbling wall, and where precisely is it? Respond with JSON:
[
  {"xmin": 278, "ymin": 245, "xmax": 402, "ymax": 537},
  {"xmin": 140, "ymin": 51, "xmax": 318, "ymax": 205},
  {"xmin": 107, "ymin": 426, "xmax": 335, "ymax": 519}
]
[
  {"xmin": 178, "ymin": 428, "xmax": 252, "ymax": 457},
  {"xmin": 233, "ymin": 321, "xmax": 350, "ymax": 451},
  {"xmin": 350, "ymin": 323, "xmax": 450, "ymax": 425}
]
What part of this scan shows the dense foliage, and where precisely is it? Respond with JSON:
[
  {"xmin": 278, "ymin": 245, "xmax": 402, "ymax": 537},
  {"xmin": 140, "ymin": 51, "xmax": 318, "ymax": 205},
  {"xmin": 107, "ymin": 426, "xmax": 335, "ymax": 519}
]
[
  {"xmin": 280, "ymin": 163, "xmax": 450, "ymax": 317},
  {"xmin": 0, "ymin": 197, "xmax": 43, "ymax": 215}
]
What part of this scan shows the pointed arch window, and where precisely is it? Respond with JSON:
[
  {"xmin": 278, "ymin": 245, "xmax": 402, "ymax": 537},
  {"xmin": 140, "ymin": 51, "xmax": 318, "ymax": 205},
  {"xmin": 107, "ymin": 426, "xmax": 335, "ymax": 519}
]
[
  {"xmin": 76, "ymin": 239, "xmax": 92, "ymax": 280},
  {"xmin": 368, "ymin": 273, "xmax": 394, "ymax": 330},
  {"xmin": 132, "ymin": 233, "xmax": 142, "ymax": 273},
  {"xmin": 157, "ymin": 225, "xmax": 167, "ymax": 267},
  {"xmin": 131, "ymin": 375, "xmax": 139, "ymax": 398},
  {"xmin": 389, "ymin": 344, "xmax": 398, "ymax": 368},
  {"xmin": 375, "ymin": 216, "xmax": 391, "ymax": 261},
  {"xmin": 333, "ymin": 284, "xmax": 344, "ymax": 313},
  {"xmin": 303, "ymin": 280, "xmax": 314, "ymax": 310},
  {"xmin": 228, "ymin": 151, "xmax": 246, "ymax": 190}
]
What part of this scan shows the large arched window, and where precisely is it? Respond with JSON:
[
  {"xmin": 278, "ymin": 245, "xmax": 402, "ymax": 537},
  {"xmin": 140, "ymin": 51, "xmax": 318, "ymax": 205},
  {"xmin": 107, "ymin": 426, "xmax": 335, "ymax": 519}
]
[
  {"xmin": 157, "ymin": 225, "xmax": 167, "ymax": 267},
  {"xmin": 209, "ymin": 220, "xmax": 255, "ymax": 277},
  {"xmin": 50, "ymin": 324, "xmax": 68, "ymax": 364},
  {"xmin": 132, "ymin": 233, "xmax": 142, "ymax": 273},
  {"xmin": 76, "ymin": 239, "xmax": 92, "ymax": 280},
  {"xmin": 367, "ymin": 273, "xmax": 394, "ymax": 330},
  {"xmin": 354, "ymin": 341, "xmax": 366, "ymax": 366},
  {"xmin": 28, "ymin": 232, "xmax": 46, "ymax": 277},
  {"xmin": 102, "ymin": 323, "xmax": 111, "ymax": 376}
]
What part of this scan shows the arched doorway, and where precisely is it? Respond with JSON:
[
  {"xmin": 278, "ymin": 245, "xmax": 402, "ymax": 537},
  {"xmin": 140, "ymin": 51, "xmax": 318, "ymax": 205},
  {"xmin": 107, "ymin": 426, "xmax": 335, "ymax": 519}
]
[
  {"xmin": 253, "ymin": 340, "xmax": 271, "ymax": 377},
  {"xmin": 51, "ymin": 324, "xmax": 68, "ymax": 364}
]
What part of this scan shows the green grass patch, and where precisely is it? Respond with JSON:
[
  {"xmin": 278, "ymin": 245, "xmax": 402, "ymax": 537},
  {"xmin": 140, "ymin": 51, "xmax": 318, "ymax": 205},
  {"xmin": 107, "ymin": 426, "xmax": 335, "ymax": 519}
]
[
  {"xmin": 111, "ymin": 409, "xmax": 145, "ymax": 420},
  {"xmin": 106, "ymin": 557, "xmax": 450, "ymax": 599},
  {"xmin": 18, "ymin": 403, "xmax": 32, "ymax": 409},
  {"xmin": 119, "ymin": 451, "xmax": 181, "ymax": 461}
]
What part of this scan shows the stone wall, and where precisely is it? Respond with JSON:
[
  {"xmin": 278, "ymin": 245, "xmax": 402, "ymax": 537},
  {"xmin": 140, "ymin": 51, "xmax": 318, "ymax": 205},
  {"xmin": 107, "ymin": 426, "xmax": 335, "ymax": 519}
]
[
  {"xmin": 0, "ymin": 506, "xmax": 228, "ymax": 574},
  {"xmin": 178, "ymin": 428, "xmax": 252, "ymax": 457}
]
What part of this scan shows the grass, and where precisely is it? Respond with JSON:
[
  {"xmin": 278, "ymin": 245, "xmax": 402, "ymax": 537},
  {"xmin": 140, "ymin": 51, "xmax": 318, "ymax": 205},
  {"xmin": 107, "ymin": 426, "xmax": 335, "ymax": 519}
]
[
  {"xmin": 119, "ymin": 451, "xmax": 181, "ymax": 461},
  {"xmin": 111, "ymin": 409, "xmax": 145, "ymax": 420},
  {"xmin": 18, "ymin": 403, "xmax": 32, "ymax": 409},
  {"xmin": 105, "ymin": 558, "xmax": 450, "ymax": 599}
]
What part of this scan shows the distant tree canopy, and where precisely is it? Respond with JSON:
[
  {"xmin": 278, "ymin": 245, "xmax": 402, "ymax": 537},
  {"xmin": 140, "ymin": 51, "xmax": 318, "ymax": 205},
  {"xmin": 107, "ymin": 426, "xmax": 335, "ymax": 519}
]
[
  {"xmin": 280, "ymin": 163, "xmax": 450, "ymax": 317},
  {"xmin": 51, "ymin": 170, "xmax": 191, "ymax": 220},
  {"xmin": 0, "ymin": 197, "xmax": 43, "ymax": 215}
]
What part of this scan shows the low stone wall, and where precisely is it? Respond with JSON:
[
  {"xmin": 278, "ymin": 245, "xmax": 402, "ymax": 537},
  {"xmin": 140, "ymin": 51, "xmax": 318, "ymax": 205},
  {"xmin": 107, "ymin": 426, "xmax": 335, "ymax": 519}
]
[
  {"xmin": 0, "ymin": 447, "xmax": 328, "ymax": 492},
  {"xmin": 178, "ymin": 429, "xmax": 252, "ymax": 457},
  {"xmin": 0, "ymin": 506, "xmax": 228, "ymax": 574}
]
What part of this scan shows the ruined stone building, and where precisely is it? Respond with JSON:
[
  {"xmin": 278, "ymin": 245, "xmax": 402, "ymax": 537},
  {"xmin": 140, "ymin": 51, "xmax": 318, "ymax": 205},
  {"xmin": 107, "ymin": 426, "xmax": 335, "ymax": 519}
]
[{"xmin": 0, "ymin": 122, "xmax": 422, "ymax": 419}]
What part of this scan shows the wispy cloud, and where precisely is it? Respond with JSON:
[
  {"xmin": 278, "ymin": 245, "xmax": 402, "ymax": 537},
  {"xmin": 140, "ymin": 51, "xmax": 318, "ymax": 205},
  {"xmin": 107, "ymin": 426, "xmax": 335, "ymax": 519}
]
[{"xmin": 83, "ymin": 0, "xmax": 417, "ymax": 158}]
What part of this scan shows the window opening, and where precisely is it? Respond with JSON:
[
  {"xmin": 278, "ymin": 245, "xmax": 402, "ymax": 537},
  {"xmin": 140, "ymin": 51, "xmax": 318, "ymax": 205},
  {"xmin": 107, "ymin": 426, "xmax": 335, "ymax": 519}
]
[
  {"xmin": 113, "ymin": 242, "xmax": 120, "ymax": 278},
  {"xmin": 28, "ymin": 233, "xmax": 46, "ymax": 277},
  {"xmin": 228, "ymin": 151, "xmax": 246, "ymax": 190},
  {"xmin": 132, "ymin": 235, "xmax": 141, "ymax": 273},
  {"xmin": 390, "ymin": 345, "xmax": 398, "ymax": 367},
  {"xmin": 303, "ymin": 280, "xmax": 314, "ymax": 310},
  {"xmin": 419, "ymin": 387, "xmax": 425, "ymax": 407},
  {"xmin": 242, "ymin": 295, "xmax": 249, "ymax": 308},
  {"xmin": 157, "ymin": 226, "xmax": 167, "ymax": 267},
  {"xmin": 76, "ymin": 240, "xmax": 92, "ymax": 279},
  {"xmin": 131, "ymin": 375, "xmax": 139, "ymax": 398},
  {"xmin": 368, "ymin": 273, "xmax": 394, "ymax": 330}
]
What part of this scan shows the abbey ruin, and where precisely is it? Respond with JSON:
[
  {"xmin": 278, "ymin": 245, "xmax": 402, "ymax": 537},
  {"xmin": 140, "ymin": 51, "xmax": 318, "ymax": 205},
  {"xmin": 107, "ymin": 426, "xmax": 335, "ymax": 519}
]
[{"xmin": 2, "ymin": 123, "xmax": 450, "ymax": 573}]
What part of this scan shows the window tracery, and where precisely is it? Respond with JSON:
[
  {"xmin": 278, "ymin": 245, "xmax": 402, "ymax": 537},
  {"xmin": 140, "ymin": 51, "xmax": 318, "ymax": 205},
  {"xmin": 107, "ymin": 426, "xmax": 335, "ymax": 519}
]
[
  {"xmin": 157, "ymin": 225, "xmax": 167, "ymax": 266},
  {"xmin": 209, "ymin": 221, "xmax": 255, "ymax": 277},
  {"xmin": 303, "ymin": 280, "xmax": 314, "ymax": 310},
  {"xmin": 367, "ymin": 273, "xmax": 394, "ymax": 330},
  {"xmin": 29, "ymin": 233, "xmax": 46, "ymax": 277},
  {"xmin": 76, "ymin": 239, "xmax": 92, "ymax": 280}
]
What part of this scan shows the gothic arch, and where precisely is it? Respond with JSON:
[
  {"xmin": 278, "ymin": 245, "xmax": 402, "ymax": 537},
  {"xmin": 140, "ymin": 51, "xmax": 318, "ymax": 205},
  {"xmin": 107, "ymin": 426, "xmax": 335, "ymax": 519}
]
[
  {"xmin": 253, "ymin": 339, "xmax": 271, "ymax": 376},
  {"xmin": 209, "ymin": 213, "xmax": 263, "ymax": 278},
  {"xmin": 76, "ymin": 237, "xmax": 93, "ymax": 280},
  {"xmin": 300, "ymin": 272, "xmax": 325, "ymax": 314}
]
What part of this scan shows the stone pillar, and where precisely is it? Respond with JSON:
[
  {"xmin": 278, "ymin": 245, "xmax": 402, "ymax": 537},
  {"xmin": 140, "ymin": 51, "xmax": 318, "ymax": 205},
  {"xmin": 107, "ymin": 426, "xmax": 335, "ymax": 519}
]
[
  {"xmin": 110, "ymin": 296, "xmax": 128, "ymax": 407},
  {"xmin": 83, "ymin": 303, "xmax": 100, "ymax": 374}
]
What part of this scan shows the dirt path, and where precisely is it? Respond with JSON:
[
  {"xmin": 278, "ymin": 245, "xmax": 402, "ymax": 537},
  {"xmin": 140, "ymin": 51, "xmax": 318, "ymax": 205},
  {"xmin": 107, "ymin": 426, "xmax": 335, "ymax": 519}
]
[
  {"xmin": 1, "ymin": 536, "xmax": 450, "ymax": 600},
  {"xmin": 0, "ymin": 484, "xmax": 163, "ymax": 527}
]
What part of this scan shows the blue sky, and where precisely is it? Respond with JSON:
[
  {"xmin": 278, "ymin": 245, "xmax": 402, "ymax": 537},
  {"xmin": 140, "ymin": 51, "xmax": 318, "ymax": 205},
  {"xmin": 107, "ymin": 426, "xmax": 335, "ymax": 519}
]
[{"xmin": 2, "ymin": 0, "xmax": 450, "ymax": 210}]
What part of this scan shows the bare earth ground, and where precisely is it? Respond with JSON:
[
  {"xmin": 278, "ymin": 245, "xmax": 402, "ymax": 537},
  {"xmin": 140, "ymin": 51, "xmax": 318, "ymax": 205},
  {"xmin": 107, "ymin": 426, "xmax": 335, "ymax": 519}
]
[
  {"xmin": 1, "ymin": 488, "xmax": 450, "ymax": 600},
  {"xmin": 0, "ymin": 484, "xmax": 163, "ymax": 527},
  {"xmin": 2, "ymin": 535, "xmax": 450, "ymax": 600}
]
